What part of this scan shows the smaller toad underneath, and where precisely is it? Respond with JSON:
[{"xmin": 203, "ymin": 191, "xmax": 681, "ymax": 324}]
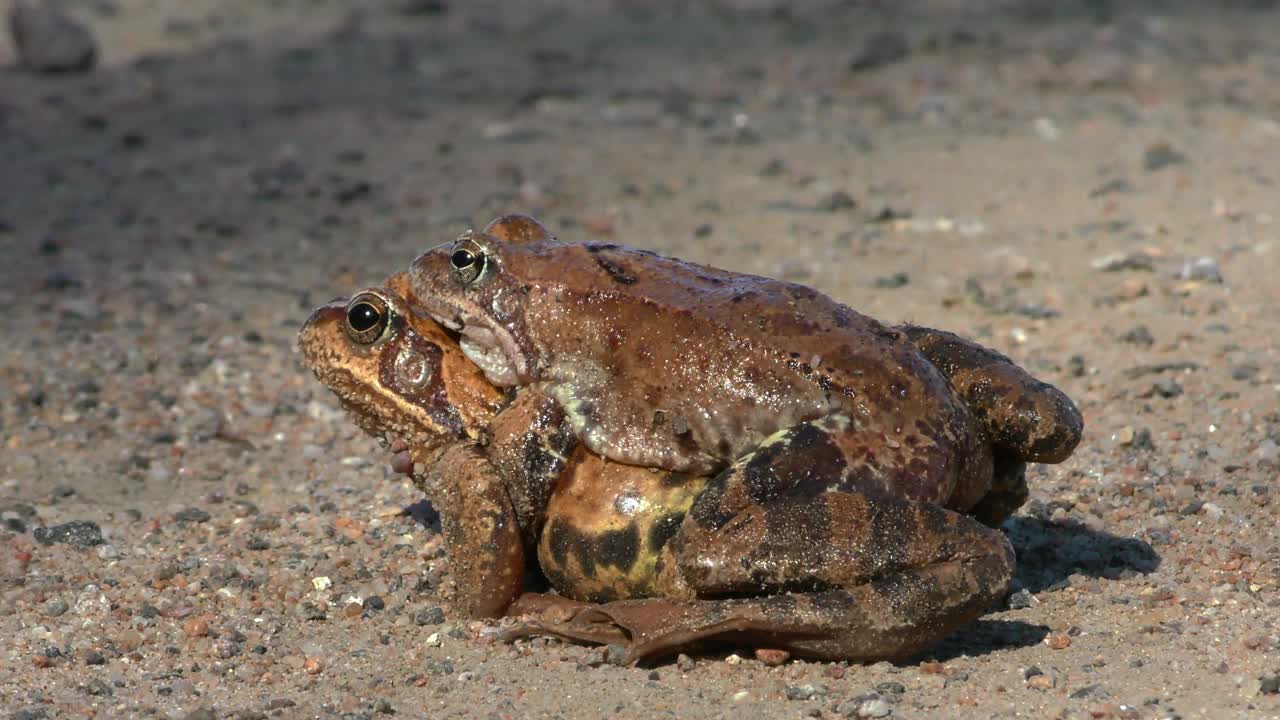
[{"xmin": 298, "ymin": 271, "xmax": 1076, "ymax": 664}]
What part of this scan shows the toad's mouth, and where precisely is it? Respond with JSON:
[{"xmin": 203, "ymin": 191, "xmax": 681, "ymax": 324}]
[{"xmin": 413, "ymin": 293, "xmax": 529, "ymax": 387}]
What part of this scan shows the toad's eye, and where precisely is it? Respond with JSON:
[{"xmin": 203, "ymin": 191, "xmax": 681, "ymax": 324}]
[
  {"xmin": 449, "ymin": 239, "xmax": 488, "ymax": 285},
  {"xmin": 344, "ymin": 294, "xmax": 390, "ymax": 344},
  {"xmin": 451, "ymin": 248, "xmax": 478, "ymax": 270}
]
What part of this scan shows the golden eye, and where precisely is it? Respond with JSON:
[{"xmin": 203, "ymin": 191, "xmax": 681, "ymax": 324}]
[
  {"xmin": 449, "ymin": 238, "xmax": 487, "ymax": 285},
  {"xmin": 344, "ymin": 293, "xmax": 390, "ymax": 344}
]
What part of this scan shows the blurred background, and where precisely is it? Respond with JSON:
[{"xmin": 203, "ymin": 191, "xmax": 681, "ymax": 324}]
[{"xmin": 3, "ymin": 2, "xmax": 1280, "ymax": 717}]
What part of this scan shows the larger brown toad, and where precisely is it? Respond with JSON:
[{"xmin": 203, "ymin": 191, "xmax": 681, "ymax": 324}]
[{"xmin": 409, "ymin": 213, "xmax": 1080, "ymax": 517}]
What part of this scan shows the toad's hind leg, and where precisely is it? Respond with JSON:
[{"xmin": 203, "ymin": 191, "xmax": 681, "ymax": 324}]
[
  {"xmin": 503, "ymin": 491, "xmax": 1013, "ymax": 664},
  {"xmin": 900, "ymin": 325, "xmax": 1084, "ymax": 525},
  {"xmin": 702, "ymin": 413, "xmax": 994, "ymax": 515},
  {"xmin": 899, "ymin": 325, "xmax": 1083, "ymax": 464},
  {"xmin": 501, "ymin": 418, "xmax": 1007, "ymax": 663}
]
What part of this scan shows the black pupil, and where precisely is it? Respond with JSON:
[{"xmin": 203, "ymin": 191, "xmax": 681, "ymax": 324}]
[
  {"xmin": 347, "ymin": 302, "xmax": 381, "ymax": 332},
  {"xmin": 451, "ymin": 249, "xmax": 476, "ymax": 269}
]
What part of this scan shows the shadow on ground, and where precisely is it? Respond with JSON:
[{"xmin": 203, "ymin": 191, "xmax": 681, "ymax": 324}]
[
  {"xmin": 925, "ymin": 619, "xmax": 1051, "ymax": 662},
  {"xmin": 403, "ymin": 498, "xmax": 442, "ymax": 535},
  {"xmin": 1007, "ymin": 516, "xmax": 1161, "ymax": 593},
  {"xmin": 918, "ymin": 517, "xmax": 1161, "ymax": 662}
]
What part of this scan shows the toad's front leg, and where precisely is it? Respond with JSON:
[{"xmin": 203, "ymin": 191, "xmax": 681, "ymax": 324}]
[{"xmin": 429, "ymin": 444, "xmax": 528, "ymax": 618}]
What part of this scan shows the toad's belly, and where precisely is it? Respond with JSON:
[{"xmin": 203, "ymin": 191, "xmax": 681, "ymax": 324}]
[{"xmin": 537, "ymin": 451, "xmax": 707, "ymax": 603}]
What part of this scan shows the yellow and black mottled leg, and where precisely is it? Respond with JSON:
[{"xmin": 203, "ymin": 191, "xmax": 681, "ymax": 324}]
[{"xmin": 502, "ymin": 490, "xmax": 1013, "ymax": 664}]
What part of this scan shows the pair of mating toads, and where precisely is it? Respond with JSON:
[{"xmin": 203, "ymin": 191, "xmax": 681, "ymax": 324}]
[{"xmin": 298, "ymin": 214, "xmax": 1082, "ymax": 666}]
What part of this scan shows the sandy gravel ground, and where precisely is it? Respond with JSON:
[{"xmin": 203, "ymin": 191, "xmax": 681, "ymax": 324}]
[{"xmin": 2, "ymin": 1, "xmax": 1279, "ymax": 718}]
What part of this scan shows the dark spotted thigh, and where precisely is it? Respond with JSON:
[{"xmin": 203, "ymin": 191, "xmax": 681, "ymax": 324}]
[{"xmin": 740, "ymin": 423, "xmax": 849, "ymax": 505}]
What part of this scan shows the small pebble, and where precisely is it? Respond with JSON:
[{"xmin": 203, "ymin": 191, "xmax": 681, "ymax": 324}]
[
  {"xmin": 1179, "ymin": 257, "xmax": 1223, "ymax": 284},
  {"xmin": 755, "ymin": 648, "xmax": 791, "ymax": 666},
  {"xmin": 759, "ymin": 158, "xmax": 787, "ymax": 177},
  {"xmin": 300, "ymin": 604, "xmax": 327, "ymax": 622},
  {"xmin": 174, "ymin": 508, "xmax": 211, "ymax": 523},
  {"xmin": 849, "ymin": 31, "xmax": 909, "ymax": 72},
  {"xmin": 183, "ymin": 618, "xmax": 209, "ymax": 637},
  {"xmin": 1119, "ymin": 325, "xmax": 1154, "ymax": 347},
  {"xmin": 1151, "ymin": 378, "xmax": 1183, "ymax": 398},
  {"xmin": 1231, "ymin": 364, "xmax": 1260, "ymax": 382},
  {"xmin": 816, "ymin": 190, "xmax": 857, "ymax": 212},
  {"xmin": 1007, "ymin": 589, "xmax": 1035, "ymax": 609},
  {"xmin": 212, "ymin": 639, "xmax": 240, "ymax": 659},
  {"xmin": 1069, "ymin": 683, "xmax": 1108, "ymax": 700},
  {"xmin": 1027, "ymin": 674, "xmax": 1055, "ymax": 690},
  {"xmin": 43, "ymin": 599, "xmax": 69, "ymax": 617},
  {"xmin": 785, "ymin": 684, "xmax": 818, "ymax": 701},
  {"xmin": 33, "ymin": 521, "xmax": 104, "ymax": 547},
  {"xmin": 415, "ymin": 607, "xmax": 445, "ymax": 626},
  {"xmin": 1143, "ymin": 141, "xmax": 1187, "ymax": 171},
  {"xmin": 874, "ymin": 682, "xmax": 905, "ymax": 696},
  {"xmin": 604, "ymin": 644, "xmax": 627, "ymax": 666},
  {"xmin": 872, "ymin": 272, "xmax": 910, "ymax": 289},
  {"xmin": 838, "ymin": 694, "xmax": 893, "ymax": 717},
  {"xmin": 856, "ymin": 696, "xmax": 892, "ymax": 718},
  {"xmin": 577, "ymin": 646, "xmax": 606, "ymax": 668},
  {"xmin": 8, "ymin": 0, "xmax": 98, "ymax": 73},
  {"xmin": 399, "ymin": 0, "xmax": 448, "ymax": 15}
]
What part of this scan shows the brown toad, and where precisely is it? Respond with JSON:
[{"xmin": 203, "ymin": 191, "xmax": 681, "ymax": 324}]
[
  {"xmin": 299, "ymin": 239, "xmax": 1077, "ymax": 662},
  {"xmin": 408, "ymin": 214, "xmax": 1081, "ymax": 517}
]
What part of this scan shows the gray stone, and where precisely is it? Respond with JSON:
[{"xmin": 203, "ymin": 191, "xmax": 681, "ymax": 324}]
[
  {"xmin": 9, "ymin": 0, "xmax": 97, "ymax": 73},
  {"xmin": 34, "ymin": 521, "xmax": 104, "ymax": 547}
]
